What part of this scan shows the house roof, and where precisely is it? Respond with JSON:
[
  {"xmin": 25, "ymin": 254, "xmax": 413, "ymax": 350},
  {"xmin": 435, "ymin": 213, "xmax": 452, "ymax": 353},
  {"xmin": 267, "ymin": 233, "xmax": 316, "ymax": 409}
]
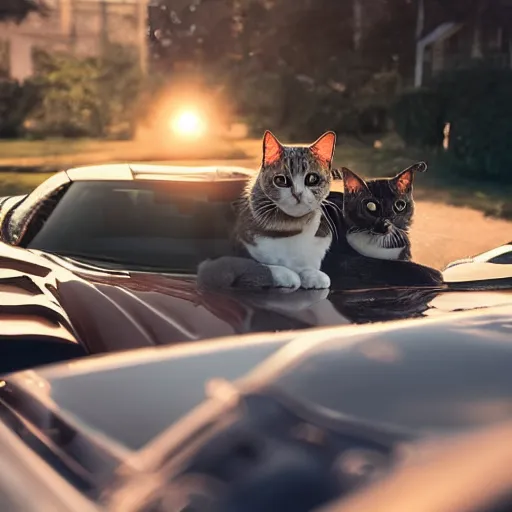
[{"xmin": 419, "ymin": 21, "xmax": 463, "ymax": 48}]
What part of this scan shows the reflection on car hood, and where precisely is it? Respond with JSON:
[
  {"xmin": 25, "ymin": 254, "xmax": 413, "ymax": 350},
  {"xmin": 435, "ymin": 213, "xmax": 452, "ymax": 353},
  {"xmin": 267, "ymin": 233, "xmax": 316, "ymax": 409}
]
[
  {"xmin": 4, "ymin": 304, "xmax": 512, "ymax": 454},
  {"xmin": 0, "ymin": 245, "xmax": 506, "ymax": 354},
  {"xmin": 57, "ymin": 269, "xmax": 512, "ymax": 353}
]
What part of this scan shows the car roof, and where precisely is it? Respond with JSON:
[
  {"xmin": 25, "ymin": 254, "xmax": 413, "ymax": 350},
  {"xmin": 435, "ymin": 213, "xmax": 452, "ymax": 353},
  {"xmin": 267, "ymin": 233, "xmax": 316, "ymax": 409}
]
[{"xmin": 65, "ymin": 164, "xmax": 255, "ymax": 183}]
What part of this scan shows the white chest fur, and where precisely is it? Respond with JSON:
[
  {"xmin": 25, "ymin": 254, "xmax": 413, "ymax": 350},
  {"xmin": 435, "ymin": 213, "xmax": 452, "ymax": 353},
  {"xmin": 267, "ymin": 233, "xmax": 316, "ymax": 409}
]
[
  {"xmin": 347, "ymin": 231, "xmax": 404, "ymax": 260},
  {"xmin": 244, "ymin": 212, "xmax": 332, "ymax": 272}
]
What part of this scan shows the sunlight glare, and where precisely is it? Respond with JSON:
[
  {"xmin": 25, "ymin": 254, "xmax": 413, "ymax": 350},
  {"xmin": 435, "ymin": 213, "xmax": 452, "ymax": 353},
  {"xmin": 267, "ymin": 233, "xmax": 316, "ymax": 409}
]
[{"xmin": 171, "ymin": 110, "xmax": 205, "ymax": 138}]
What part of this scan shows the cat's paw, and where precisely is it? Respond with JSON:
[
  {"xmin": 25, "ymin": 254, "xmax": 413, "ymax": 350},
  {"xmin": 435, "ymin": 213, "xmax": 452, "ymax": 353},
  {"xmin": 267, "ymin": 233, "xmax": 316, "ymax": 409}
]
[
  {"xmin": 299, "ymin": 269, "xmax": 331, "ymax": 289},
  {"xmin": 268, "ymin": 265, "xmax": 301, "ymax": 289}
]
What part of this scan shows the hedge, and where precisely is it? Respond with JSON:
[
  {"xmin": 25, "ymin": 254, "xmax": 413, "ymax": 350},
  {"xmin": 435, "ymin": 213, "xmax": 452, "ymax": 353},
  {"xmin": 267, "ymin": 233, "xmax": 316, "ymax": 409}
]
[
  {"xmin": 392, "ymin": 67, "xmax": 512, "ymax": 183},
  {"xmin": 0, "ymin": 79, "xmax": 40, "ymax": 138}
]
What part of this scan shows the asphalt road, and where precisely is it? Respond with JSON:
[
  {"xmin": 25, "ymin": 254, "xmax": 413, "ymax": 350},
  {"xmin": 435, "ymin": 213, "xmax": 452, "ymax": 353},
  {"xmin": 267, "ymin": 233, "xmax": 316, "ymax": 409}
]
[{"xmin": 410, "ymin": 201, "xmax": 510, "ymax": 269}]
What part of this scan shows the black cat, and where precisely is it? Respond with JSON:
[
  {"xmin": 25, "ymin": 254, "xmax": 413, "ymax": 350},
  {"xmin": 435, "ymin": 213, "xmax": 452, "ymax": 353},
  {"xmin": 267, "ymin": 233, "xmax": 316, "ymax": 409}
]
[{"xmin": 322, "ymin": 163, "xmax": 444, "ymax": 288}]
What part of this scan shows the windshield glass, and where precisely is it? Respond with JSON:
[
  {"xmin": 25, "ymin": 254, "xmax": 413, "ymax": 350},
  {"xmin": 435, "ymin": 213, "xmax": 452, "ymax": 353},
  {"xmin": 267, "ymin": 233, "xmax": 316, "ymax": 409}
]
[{"xmin": 27, "ymin": 181, "xmax": 238, "ymax": 272}]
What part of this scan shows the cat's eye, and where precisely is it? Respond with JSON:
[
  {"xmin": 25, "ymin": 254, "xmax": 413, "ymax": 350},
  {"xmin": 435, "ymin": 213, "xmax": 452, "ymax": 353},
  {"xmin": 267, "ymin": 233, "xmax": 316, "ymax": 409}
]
[
  {"xmin": 273, "ymin": 175, "xmax": 292, "ymax": 188},
  {"xmin": 394, "ymin": 199, "xmax": 407, "ymax": 212},
  {"xmin": 305, "ymin": 173, "xmax": 321, "ymax": 186},
  {"xmin": 366, "ymin": 201, "xmax": 378, "ymax": 212}
]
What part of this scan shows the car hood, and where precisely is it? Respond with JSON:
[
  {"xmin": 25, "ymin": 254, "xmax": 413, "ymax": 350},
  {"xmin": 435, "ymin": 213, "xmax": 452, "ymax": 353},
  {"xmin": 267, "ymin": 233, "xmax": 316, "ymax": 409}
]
[
  {"xmin": 53, "ymin": 264, "xmax": 512, "ymax": 353},
  {"xmin": 2, "ymin": 304, "xmax": 512, "ymax": 455},
  {"xmin": 1, "ymin": 243, "xmax": 511, "ymax": 355}
]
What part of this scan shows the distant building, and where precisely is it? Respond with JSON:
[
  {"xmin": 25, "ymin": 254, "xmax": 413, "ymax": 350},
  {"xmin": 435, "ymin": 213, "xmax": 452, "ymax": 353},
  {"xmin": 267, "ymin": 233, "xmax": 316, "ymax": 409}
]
[
  {"xmin": 0, "ymin": 0, "xmax": 147, "ymax": 81},
  {"xmin": 415, "ymin": 0, "xmax": 512, "ymax": 86}
]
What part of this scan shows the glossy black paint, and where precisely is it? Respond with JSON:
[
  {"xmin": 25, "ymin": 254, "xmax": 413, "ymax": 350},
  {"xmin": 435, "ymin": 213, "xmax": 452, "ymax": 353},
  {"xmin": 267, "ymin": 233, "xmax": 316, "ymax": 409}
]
[
  {"xmin": 0, "ymin": 302, "xmax": 511, "ymax": 510},
  {"xmin": 112, "ymin": 306, "xmax": 512, "ymax": 511},
  {"xmin": 0, "ymin": 165, "xmax": 509, "ymax": 376}
]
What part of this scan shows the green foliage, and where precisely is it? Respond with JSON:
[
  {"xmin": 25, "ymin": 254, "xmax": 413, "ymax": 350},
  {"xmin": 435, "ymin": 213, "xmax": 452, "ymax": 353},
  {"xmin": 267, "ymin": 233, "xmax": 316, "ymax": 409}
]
[
  {"xmin": 437, "ymin": 68, "xmax": 512, "ymax": 183},
  {"xmin": 0, "ymin": 0, "xmax": 48, "ymax": 23},
  {"xmin": 391, "ymin": 89, "xmax": 444, "ymax": 147},
  {"xmin": 229, "ymin": 64, "xmax": 398, "ymax": 141},
  {"xmin": 393, "ymin": 67, "xmax": 512, "ymax": 183},
  {"xmin": 0, "ymin": 79, "xmax": 41, "ymax": 138},
  {"xmin": 162, "ymin": 0, "xmax": 408, "ymax": 141},
  {"xmin": 28, "ymin": 45, "xmax": 142, "ymax": 138}
]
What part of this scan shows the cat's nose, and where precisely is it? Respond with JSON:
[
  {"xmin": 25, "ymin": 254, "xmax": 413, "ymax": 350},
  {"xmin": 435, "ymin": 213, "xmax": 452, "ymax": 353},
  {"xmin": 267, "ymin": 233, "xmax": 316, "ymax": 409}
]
[
  {"xmin": 291, "ymin": 190, "xmax": 303, "ymax": 203},
  {"xmin": 374, "ymin": 220, "xmax": 390, "ymax": 234}
]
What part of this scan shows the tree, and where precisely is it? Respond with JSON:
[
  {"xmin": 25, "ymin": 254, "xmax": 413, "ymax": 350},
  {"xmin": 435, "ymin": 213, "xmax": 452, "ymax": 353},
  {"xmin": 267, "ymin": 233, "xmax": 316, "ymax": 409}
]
[{"xmin": 0, "ymin": 0, "xmax": 47, "ymax": 23}]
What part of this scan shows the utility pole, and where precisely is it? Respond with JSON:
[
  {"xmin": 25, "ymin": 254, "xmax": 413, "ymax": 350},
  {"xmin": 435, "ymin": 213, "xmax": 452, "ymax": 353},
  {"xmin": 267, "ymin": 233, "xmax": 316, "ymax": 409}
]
[
  {"xmin": 137, "ymin": 0, "xmax": 148, "ymax": 75},
  {"xmin": 414, "ymin": 0, "xmax": 425, "ymax": 87},
  {"xmin": 353, "ymin": 0, "xmax": 363, "ymax": 52},
  {"xmin": 100, "ymin": 0, "xmax": 109, "ymax": 50}
]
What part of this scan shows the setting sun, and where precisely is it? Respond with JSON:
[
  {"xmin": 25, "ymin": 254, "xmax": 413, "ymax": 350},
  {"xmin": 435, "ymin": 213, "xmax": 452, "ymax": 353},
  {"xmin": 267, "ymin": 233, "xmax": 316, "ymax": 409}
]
[{"xmin": 171, "ymin": 110, "xmax": 206, "ymax": 138}]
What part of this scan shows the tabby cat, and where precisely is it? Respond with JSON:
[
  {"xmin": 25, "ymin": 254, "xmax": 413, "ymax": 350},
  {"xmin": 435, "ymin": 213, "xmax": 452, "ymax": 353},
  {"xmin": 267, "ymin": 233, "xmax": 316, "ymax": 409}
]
[{"xmin": 197, "ymin": 130, "xmax": 337, "ymax": 290}]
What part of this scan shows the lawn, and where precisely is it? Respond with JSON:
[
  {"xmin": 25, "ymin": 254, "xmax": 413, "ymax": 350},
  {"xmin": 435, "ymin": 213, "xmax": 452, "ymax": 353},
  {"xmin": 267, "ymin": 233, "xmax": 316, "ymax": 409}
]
[
  {"xmin": 236, "ymin": 137, "xmax": 512, "ymax": 220},
  {"xmin": 0, "ymin": 137, "xmax": 510, "ymax": 221},
  {"xmin": 0, "ymin": 137, "xmax": 247, "ymax": 172},
  {"xmin": 0, "ymin": 139, "xmax": 122, "ymax": 159},
  {"xmin": 331, "ymin": 143, "xmax": 512, "ymax": 220},
  {"xmin": 336, "ymin": 143, "xmax": 512, "ymax": 219},
  {"xmin": 0, "ymin": 172, "xmax": 55, "ymax": 196}
]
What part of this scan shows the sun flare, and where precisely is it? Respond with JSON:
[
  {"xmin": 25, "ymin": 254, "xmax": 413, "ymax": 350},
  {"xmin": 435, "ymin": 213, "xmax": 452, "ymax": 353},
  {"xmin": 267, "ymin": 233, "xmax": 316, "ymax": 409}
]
[{"xmin": 171, "ymin": 110, "xmax": 206, "ymax": 138}]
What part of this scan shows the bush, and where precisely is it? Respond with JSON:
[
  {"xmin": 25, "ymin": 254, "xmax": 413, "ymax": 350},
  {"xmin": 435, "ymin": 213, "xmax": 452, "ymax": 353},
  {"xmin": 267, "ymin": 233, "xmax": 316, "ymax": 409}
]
[
  {"xmin": 0, "ymin": 79, "xmax": 41, "ymax": 138},
  {"xmin": 234, "ymin": 70, "xmax": 289, "ymax": 136},
  {"xmin": 392, "ymin": 67, "xmax": 512, "ymax": 183},
  {"xmin": 391, "ymin": 89, "xmax": 444, "ymax": 147},
  {"xmin": 229, "ymin": 65, "xmax": 396, "ymax": 141},
  {"xmin": 435, "ymin": 68, "xmax": 512, "ymax": 183},
  {"xmin": 28, "ymin": 45, "xmax": 142, "ymax": 138}
]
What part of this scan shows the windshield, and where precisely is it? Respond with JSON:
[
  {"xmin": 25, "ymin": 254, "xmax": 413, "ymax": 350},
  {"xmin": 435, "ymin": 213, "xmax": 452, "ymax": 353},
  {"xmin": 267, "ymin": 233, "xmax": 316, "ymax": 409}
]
[{"xmin": 27, "ymin": 181, "xmax": 237, "ymax": 272}]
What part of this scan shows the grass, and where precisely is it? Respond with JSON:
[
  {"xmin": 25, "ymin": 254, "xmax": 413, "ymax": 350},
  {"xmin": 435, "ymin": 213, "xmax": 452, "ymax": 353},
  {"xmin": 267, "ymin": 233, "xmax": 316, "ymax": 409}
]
[
  {"xmin": 0, "ymin": 136, "xmax": 510, "ymax": 221},
  {"xmin": 237, "ymin": 137, "xmax": 512, "ymax": 220},
  {"xmin": 0, "ymin": 137, "xmax": 248, "ymax": 172},
  {"xmin": 331, "ymin": 143, "xmax": 512, "ymax": 220},
  {"xmin": 0, "ymin": 139, "xmax": 122, "ymax": 159},
  {"xmin": 0, "ymin": 172, "xmax": 55, "ymax": 196}
]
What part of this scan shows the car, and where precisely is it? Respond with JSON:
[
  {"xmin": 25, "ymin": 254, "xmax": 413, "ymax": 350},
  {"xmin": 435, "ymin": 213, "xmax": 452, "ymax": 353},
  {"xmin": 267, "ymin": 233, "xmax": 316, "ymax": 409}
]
[
  {"xmin": 0, "ymin": 301, "xmax": 511, "ymax": 511},
  {"xmin": 0, "ymin": 163, "xmax": 510, "ymax": 375}
]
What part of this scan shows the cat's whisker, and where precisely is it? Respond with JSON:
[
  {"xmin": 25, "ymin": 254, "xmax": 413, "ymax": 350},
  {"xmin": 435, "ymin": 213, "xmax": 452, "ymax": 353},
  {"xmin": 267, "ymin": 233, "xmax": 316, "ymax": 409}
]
[
  {"xmin": 323, "ymin": 211, "xmax": 338, "ymax": 241},
  {"xmin": 255, "ymin": 206, "xmax": 278, "ymax": 229},
  {"xmin": 320, "ymin": 205, "xmax": 338, "ymax": 240},
  {"xmin": 254, "ymin": 203, "xmax": 275, "ymax": 217},
  {"xmin": 322, "ymin": 199, "xmax": 343, "ymax": 214},
  {"xmin": 253, "ymin": 201, "xmax": 277, "ymax": 221}
]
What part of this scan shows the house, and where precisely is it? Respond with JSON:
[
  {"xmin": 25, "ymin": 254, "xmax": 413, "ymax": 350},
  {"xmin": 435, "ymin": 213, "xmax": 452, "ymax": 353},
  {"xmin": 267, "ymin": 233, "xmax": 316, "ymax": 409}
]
[
  {"xmin": 0, "ymin": 0, "xmax": 147, "ymax": 81},
  {"xmin": 415, "ymin": 0, "xmax": 512, "ymax": 86}
]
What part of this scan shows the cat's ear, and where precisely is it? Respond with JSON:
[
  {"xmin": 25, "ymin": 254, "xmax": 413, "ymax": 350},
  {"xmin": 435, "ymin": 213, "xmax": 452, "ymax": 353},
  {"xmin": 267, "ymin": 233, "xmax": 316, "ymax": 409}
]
[
  {"xmin": 342, "ymin": 167, "xmax": 370, "ymax": 194},
  {"xmin": 393, "ymin": 161, "xmax": 427, "ymax": 194},
  {"xmin": 262, "ymin": 130, "xmax": 284, "ymax": 167},
  {"xmin": 310, "ymin": 131, "xmax": 336, "ymax": 167}
]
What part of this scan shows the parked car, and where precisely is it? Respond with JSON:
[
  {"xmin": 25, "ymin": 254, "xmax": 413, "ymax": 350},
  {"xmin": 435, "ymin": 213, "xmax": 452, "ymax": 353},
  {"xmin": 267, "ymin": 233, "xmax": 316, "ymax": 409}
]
[
  {"xmin": 0, "ymin": 164, "xmax": 510, "ymax": 374},
  {"xmin": 0, "ymin": 302, "xmax": 511, "ymax": 511}
]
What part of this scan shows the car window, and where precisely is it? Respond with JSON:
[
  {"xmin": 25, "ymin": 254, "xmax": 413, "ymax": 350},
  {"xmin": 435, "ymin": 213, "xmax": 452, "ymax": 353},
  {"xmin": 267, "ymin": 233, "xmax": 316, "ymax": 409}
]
[{"xmin": 27, "ymin": 181, "xmax": 239, "ymax": 273}]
